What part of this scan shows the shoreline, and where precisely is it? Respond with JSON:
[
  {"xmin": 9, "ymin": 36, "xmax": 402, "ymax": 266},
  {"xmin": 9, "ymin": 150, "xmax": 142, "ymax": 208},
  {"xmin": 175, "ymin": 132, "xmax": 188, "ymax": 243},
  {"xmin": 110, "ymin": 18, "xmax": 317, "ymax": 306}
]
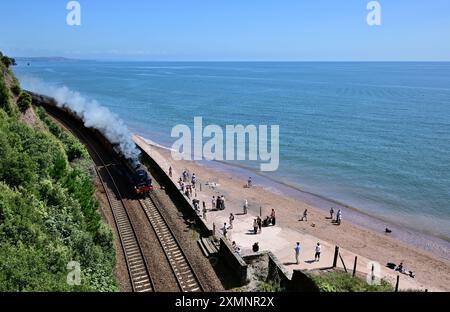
[
  {"xmin": 140, "ymin": 136, "xmax": 450, "ymax": 262},
  {"xmin": 134, "ymin": 135, "xmax": 450, "ymax": 291}
]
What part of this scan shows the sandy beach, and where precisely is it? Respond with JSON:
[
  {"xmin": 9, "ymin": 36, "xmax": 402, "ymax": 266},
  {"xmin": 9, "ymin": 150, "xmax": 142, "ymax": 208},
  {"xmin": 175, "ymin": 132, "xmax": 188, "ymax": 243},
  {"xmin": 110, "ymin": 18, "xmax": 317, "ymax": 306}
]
[{"xmin": 134, "ymin": 135, "xmax": 450, "ymax": 292}]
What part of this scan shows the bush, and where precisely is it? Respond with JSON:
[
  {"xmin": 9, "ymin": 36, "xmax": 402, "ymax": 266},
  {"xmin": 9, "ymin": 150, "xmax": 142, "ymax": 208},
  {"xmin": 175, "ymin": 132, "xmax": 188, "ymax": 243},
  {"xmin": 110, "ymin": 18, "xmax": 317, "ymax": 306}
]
[
  {"xmin": 311, "ymin": 271, "xmax": 394, "ymax": 292},
  {"xmin": 11, "ymin": 84, "xmax": 21, "ymax": 96},
  {"xmin": 17, "ymin": 92, "xmax": 32, "ymax": 112}
]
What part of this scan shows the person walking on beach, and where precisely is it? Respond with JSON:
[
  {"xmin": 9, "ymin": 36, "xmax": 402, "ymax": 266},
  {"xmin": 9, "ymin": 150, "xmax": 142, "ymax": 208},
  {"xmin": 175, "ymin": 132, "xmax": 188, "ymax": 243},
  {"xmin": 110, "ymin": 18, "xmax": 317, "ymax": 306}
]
[
  {"xmin": 229, "ymin": 213, "xmax": 235, "ymax": 229},
  {"xmin": 169, "ymin": 166, "xmax": 172, "ymax": 178},
  {"xmin": 314, "ymin": 243, "xmax": 321, "ymax": 262},
  {"xmin": 243, "ymin": 199, "xmax": 249, "ymax": 214},
  {"xmin": 271, "ymin": 209, "xmax": 276, "ymax": 226},
  {"xmin": 247, "ymin": 177, "xmax": 252, "ymax": 188},
  {"xmin": 295, "ymin": 242, "xmax": 301, "ymax": 264},
  {"xmin": 330, "ymin": 207, "xmax": 334, "ymax": 220},
  {"xmin": 253, "ymin": 219, "xmax": 258, "ymax": 235},
  {"xmin": 257, "ymin": 216, "xmax": 262, "ymax": 233},
  {"xmin": 300, "ymin": 209, "xmax": 308, "ymax": 222},
  {"xmin": 212, "ymin": 196, "xmax": 216, "ymax": 210}
]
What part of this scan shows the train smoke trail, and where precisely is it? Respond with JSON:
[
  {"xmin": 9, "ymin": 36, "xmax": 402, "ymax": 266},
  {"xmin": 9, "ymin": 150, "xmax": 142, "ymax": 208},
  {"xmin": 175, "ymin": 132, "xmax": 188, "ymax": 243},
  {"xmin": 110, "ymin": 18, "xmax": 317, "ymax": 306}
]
[{"xmin": 21, "ymin": 77, "xmax": 141, "ymax": 161}]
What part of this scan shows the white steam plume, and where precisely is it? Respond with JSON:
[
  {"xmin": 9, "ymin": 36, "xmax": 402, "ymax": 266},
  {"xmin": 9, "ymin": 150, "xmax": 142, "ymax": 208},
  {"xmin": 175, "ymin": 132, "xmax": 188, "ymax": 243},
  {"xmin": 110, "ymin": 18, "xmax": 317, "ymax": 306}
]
[{"xmin": 21, "ymin": 77, "xmax": 141, "ymax": 161}]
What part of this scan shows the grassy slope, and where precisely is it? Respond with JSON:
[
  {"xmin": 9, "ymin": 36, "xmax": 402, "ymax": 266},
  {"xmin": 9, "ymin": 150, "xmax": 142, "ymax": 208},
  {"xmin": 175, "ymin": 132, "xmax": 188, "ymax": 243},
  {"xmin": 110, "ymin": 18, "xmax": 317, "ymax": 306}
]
[{"xmin": 0, "ymin": 53, "xmax": 118, "ymax": 291}]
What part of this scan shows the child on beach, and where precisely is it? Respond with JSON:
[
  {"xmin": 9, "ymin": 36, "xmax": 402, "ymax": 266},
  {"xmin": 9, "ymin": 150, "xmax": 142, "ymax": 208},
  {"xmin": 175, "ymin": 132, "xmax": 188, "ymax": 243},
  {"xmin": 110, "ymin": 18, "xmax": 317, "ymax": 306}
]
[
  {"xmin": 243, "ymin": 200, "xmax": 248, "ymax": 214},
  {"xmin": 330, "ymin": 208, "xmax": 334, "ymax": 220}
]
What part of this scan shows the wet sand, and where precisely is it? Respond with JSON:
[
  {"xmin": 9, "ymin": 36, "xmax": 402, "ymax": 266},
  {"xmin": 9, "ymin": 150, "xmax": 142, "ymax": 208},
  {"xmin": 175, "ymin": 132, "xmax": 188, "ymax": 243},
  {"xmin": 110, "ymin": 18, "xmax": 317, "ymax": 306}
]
[{"xmin": 134, "ymin": 135, "xmax": 450, "ymax": 291}]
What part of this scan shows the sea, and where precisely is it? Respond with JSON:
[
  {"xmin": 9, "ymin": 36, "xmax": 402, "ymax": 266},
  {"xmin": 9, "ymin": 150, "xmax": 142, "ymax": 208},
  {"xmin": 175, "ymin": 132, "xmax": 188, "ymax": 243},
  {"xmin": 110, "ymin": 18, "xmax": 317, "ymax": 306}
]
[{"xmin": 13, "ymin": 60, "xmax": 450, "ymax": 259}]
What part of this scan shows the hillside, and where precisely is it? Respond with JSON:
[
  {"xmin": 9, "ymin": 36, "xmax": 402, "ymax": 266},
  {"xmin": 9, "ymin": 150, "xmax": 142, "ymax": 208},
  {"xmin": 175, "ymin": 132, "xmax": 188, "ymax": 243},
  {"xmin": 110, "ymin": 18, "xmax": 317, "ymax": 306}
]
[{"xmin": 0, "ymin": 52, "xmax": 118, "ymax": 291}]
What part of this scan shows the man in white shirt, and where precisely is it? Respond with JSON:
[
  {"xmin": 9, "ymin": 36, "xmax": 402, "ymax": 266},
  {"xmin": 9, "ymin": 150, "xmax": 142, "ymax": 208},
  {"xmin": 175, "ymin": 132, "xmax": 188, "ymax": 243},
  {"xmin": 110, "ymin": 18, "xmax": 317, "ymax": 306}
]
[{"xmin": 315, "ymin": 243, "xmax": 321, "ymax": 262}]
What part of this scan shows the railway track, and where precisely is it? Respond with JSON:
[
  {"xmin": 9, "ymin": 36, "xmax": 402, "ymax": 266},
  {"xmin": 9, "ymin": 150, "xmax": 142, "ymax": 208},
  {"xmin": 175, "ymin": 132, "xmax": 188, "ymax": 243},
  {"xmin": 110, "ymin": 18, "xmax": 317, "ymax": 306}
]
[
  {"xmin": 97, "ymin": 169, "xmax": 154, "ymax": 293},
  {"xmin": 139, "ymin": 197, "xmax": 204, "ymax": 292},
  {"xmin": 43, "ymin": 106, "xmax": 206, "ymax": 292},
  {"xmin": 47, "ymin": 111, "xmax": 155, "ymax": 292}
]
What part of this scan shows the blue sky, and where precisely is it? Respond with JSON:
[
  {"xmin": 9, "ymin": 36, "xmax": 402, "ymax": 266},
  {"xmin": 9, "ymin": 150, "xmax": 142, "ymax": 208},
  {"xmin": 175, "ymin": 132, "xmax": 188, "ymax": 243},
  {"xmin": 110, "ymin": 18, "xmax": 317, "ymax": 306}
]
[{"xmin": 1, "ymin": 0, "xmax": 449, "ymax": 61}]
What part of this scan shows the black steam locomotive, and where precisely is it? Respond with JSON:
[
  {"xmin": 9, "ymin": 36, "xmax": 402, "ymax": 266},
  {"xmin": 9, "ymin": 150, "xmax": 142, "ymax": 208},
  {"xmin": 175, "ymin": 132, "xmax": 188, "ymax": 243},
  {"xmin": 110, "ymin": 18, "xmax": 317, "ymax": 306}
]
[{"xmin": 113, "ymin": 146, "xmax": 153, "ymax": 196}]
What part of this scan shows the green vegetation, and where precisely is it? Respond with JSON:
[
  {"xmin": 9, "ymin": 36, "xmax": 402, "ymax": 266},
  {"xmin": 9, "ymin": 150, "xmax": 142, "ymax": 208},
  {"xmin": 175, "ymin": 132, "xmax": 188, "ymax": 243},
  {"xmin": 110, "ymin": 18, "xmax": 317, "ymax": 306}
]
[
  {"xmin": 17, "ymin": 92, "xmax": 32, "ymax": 112},
  {"xmin": 11, "ymin": 83, "xmax": 21, "ymax": 96},
  {"xmin": 257, "ymin": 281, "xmax": 285, "ymax": 292},
  {"xmin": 0, "ymin": 52, "xmax": 118, "ymax": 291},
  {"xmin": 310, "ymin": 271, "xmax": 394, "ymax": 292},
  {"xmin": 1, "ymin": 55, "xmax": 16, "ymax": 68}
]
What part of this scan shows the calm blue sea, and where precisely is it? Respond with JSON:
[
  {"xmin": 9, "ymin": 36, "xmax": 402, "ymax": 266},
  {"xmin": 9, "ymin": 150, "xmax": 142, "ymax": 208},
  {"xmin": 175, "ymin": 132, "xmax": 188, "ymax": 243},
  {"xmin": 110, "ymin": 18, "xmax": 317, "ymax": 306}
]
[{"xmin": 14, "ymin": 61, "xmax": 450, "ymax": 251}]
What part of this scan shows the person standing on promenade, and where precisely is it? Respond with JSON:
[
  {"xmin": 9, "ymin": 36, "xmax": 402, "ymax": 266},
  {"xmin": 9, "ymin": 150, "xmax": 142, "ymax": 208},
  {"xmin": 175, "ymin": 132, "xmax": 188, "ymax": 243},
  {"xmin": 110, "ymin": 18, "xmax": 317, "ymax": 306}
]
[
  {"xmin": 253, "ymin": 219, "xmax": 258, "ymax": 235},
  {"xmin": 330, "ymin": 207, "xmax": 334, "ymax": 220},
  {"xmin": 271, "ymin": 209, "xmax": 276, "ymax": 226},
  {"xmin": 202, "ymin": 202, "xmax": 207, "ymax": 220},
  {"xmin": 300, "ymin": 209, "xmax": 308, "ymax": 222},
  {"xmin": 191, "ymin": 173, "xmax": 197, "ymax": 188},
  {"xmin": 169, "ymin": 166, "xmax": 172, "ymax": 178},
  {"xmin": 295, "ymin": 242, "xmax": 301, "ymax": 264},
  {"xmin": 221, "ymin": 195, "xmax": 226, "ymax": 210},
  {"xmin": 315, "ymin": 243, "xmax": 321, "ymax": 262},
  {"xmin": 222, "ymin": 223, "xmax": 228, "ymax": 238},
  {"xmin": 243, "ymin": 199, "xmax": 249, "ymax": 214},
  {"xmin": 229, "ymin": 213, "xmax": 235, "ymax": 229},
  {"xmin": 216, "ymin": 196, "xmax": 221, "ymax": 210}
]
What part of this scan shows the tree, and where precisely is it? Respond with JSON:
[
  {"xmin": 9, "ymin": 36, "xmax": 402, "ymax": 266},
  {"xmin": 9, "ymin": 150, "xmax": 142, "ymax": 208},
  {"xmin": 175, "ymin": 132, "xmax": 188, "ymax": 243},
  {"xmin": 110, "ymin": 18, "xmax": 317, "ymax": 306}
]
[
  {"xmin": 1, "ymin": 56, "xmax": 12, "ymax": 68},
  {"xmin": 17, "ymin": 92, "xmax": 32, "ymax": 112},
  {"xmin": 11, "ymin": 84, "xmax": 21, "ymax": 96}
]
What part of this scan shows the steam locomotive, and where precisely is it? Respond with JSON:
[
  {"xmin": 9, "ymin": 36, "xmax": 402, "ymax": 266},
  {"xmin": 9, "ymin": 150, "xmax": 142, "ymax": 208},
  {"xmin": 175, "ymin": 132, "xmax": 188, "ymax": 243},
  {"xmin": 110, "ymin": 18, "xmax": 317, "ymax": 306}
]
[{"xmin": 113, "ymin": 146, "xmax": 153, "ymax": 196}]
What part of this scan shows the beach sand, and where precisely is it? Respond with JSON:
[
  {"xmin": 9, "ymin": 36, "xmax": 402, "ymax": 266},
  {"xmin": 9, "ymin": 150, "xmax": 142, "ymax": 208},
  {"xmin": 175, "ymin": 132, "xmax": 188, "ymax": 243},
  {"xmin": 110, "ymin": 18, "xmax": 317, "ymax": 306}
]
[{"xmin": 134, "ymin": 135, "xmax": 450, "ymax": 291}]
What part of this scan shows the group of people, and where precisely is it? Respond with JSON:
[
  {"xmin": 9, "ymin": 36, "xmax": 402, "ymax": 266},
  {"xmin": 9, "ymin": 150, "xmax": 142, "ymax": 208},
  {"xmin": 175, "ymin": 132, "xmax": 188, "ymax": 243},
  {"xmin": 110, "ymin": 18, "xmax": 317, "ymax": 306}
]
[
  {"xmin": 263, "ymin": 209, "xmax": 276, "ymax": 227},
  {"xmin": 329, "ymin": 208, "xmax": 343, "ymax": 225},
  {"xmin": 212, "ymin": 195, "xmax": 226, "ymax": 210},
  {"xmin": 176, "ymin": 170, "xmax": 199, "ymax": 199},
  {"xmin": 294, "ymin": 242, "xmax": 322, "ymax": 264}
]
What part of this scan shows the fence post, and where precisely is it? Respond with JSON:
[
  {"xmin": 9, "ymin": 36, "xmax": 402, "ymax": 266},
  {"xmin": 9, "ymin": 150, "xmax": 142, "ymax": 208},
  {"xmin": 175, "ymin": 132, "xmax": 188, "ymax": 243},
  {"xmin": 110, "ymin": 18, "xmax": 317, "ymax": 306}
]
[
  {"xmin": 395, "ymin": 275, "xmax": 400, "ymax": 292},
  {"xmin": 333, "ymin": 246, "xmax": 339, "ymax": 268},
  {"xmin": 352, "ymin": 256, "xmax": 358, "ymax": 277}
]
